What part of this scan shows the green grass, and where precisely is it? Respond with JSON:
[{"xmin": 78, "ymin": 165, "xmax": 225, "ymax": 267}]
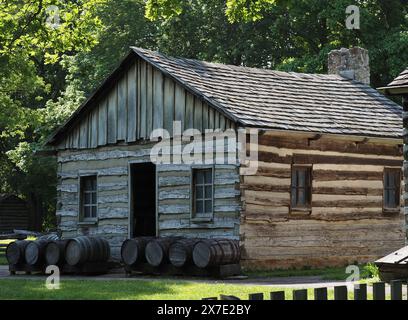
[
  {"xmin": 0, "ymin": 279, "xmax": 379, "ymax": 300},
  {"xmin": 0, "ymin": 239, "xmax": 13, "ymax": 265},
  {"xmin": 244, "ymin": 266, "xmax": 348, "ymax": 280},
  {"xmin": 244, "ymin": 265, "xmax": 374, "ymax": 281}
]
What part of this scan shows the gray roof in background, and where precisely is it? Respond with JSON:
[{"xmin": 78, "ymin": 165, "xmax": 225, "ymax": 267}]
[
  {"xmin": 132, "ymin": 47, "xmax": 402, "ymax": 139},
  {"xmin": 388, "ymin": 68, "xmax": 408, "ymax": 88}
]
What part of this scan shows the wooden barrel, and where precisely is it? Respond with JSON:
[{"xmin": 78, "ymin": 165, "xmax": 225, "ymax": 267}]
[
  {"xmin": 45, "ymin": 239, "xmax": 69, "ymax": 266},
  {"xmin": 65, "ymin": 236, "xmax": 110, "ymax": 266},
  {"xmin": 145, "ymin": 237, "xmax": 180, "ymax": 267},
  {"xmin": 25, "ymin": 239, "xmax": 49, "ymax": 266},
  {"xmin": 121, "ymin": 237, "xmax": 154, "ymax": 266},
  {"xmin": 6, "ymin": 240, "xmax": 30, "ymax": 265},
  {"xmin": 169, "ymin": 238, "xmax": 201, "ymax": 268},
  {"xmin": 192, "ymin": 239, "xmax": 240, "ymax": 268}
]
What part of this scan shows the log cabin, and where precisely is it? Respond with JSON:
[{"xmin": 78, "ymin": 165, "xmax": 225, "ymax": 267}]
[
  {"xmin": 46, "ymin": 47, "xmax": 405, "ymax": 269},
  {"xmin": 379, "ymin": 67, "xmax": 408, "ymax": 248},
  {"xmin": 0, "ymin": 194, "xmax": 30, "ymax": 233}
]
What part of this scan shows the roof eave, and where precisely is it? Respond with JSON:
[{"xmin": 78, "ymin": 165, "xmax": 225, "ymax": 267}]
[
  {"xmin": 377, "ymin": 85, "xmax": 408, "ymax": 96},
  {"xmin": 240, "ymin": 124, "xmax": 402, "ymax": 144}
]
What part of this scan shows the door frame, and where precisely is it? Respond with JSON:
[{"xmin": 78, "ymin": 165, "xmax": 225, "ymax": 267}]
[{"xmin": 128, "ymin": 160, "xmax": 158, "ymax": 238}]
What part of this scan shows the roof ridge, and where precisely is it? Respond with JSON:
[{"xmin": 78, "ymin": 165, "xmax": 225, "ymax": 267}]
[{"xmin": 130, "ymin": 47, "xmax": 348, "ymax": 81}]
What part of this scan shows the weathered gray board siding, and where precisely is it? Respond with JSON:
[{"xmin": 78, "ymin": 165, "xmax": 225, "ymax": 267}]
[
  {"xmin": 57, "ymin": 58, "xmax": 235, "ymax": 150},
  {"xmin": 56, "ymin": 143, "xmax": 241, "ymax": 259}
]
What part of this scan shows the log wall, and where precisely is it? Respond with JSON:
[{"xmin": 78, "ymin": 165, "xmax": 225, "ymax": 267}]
[
  {"xmin": 57, "ymin": 142, "xmax": 240, "ymax": 259},
  {"xmin": 0, "ymin": 196, "xmax": 30, "ymax": 233},
  {"xmin": 240, "ymin": 130, "xmax": 405, "ymax": 269}
]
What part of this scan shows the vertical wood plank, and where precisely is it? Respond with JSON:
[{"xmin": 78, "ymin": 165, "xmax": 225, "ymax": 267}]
[
  {"xmin": 202, "ymin": 102, "xmax": 209, "ymax": 131},
  {"xmin": 194, "ymin": 97, "xmax": 203, "ymax": 132},
  {"xmin": 219, "ymin": 113, "xmax": 226, "ymax": 131},
  {"xmin": 79, "ymin": 117, "xmax": 88, "ymax": 149},
  {"xmin": 90, "ymin": 107, "xmax": 98, "ymax": 148},
  {"xmin": 215, "ymin": 111, "xmax": 220, "ymax": 130},
  {"xmin": 334, "ymin": 286, "xmax": 348, "ymax": 300},
  {"xmin": 140, "ymin": 61, "xmax": 147, "ymax": 139},
  {"xmin": 117, "ymin": 74, "xmax": 127, "ymax": 141},
  {"xmin": 153, "ymin": 68, "xmax": 164, "ymax": 131},
  {"xmin": 293, "ymin": 289, "xmax": 308, "ymax": 300},
  {"xmin": 127, "ymin": 62, "xmax": 137, "ymax": 142},
  {"xmin": 146, "ymin": 64, "xmax": 153, "ymax": 137},
  {"xmin": 391, "ymin": 280, "xmax": 403, "ymax": 300},
  {"xmin": 373, "ymin": 282, "xmax": 385, "ymax": 300},
  {"xmin": 163, "ymin": 77, "xmax": 175, "ymax": 135},
  {"xmin": 248, "ymin": 293, "xmax": 264, "ymax": 300},
  {"xmin": 314, "ymin": 287, "xmax": 328, "ymax": 300},
  {"xmin": 73, "ymin": 126, "xmax": 80, "ymax": 149},
  {"xmin": 270, "ymin": 291, "xmax": 285, "ymax": 300},
  {"xmin": 185, "ymin": 92, "xmax": 194, "ymax": 130},
  {"xmin": 107, "ymin": 87, "xmax": 118, "ymax": 144},
  {"xmin": 98, "ymin": 100, "xmax": 107, "ymax": 146},
  {"xmin": 354, "ymin": 284, "xmax": 367, "ymax": 300},
  {"xmin": 174, "ymin": 84, "xmax": 185, "ymax": 131},
  {"xmin": 208, "ymin": 106, "xmax": 214, "ymax": 130}
]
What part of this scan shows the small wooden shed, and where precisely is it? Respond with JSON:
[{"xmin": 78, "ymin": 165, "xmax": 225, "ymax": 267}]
[
  {"xmin": 46, "ymin": 47, "xmax": 405, "ymax": 269},
  {"xmin": 0, "ymin": 194, "xmax": 30, "ymax": 233},
  {"xmin": 379, "ymin": 67, "xmax": 408, "ymax": 244}
]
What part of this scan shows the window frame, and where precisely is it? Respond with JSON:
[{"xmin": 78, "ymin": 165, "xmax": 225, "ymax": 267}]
[
  {"xmin": 290, "ymin": 164, "xmax": 313, "ymax": 214},
  {"xmin": 78, "ymin": 173, "xmax": 98, "ymax": 224},
  {"xmin": 383, "ymin": 167, "xmax": 401, "ymax": 213},
  {"xmin": 190, "ymin": 165, "xmax": 214, "ymax": 222}
]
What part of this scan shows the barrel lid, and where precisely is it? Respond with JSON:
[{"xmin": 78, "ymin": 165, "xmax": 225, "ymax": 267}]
[
  {"xmin": 169, "ymin": 242, "xmax": 187, "ymax": 267},
  {"xmin": 65, "ymin": 240, "xmax": 81, "ymax": 266},
  {"xmin": 25, "ymin": 242, "xmax": 40, "ymax": 265},
  {"xmin": 121, "ymin": 239, "xmax": 139, "ymax": 265},
  {"xmin": 6, "ymin": 242, "xmax": 21, "ymax": 265},
  {"xmin": 192, "ymin": 241, "xmax": 212, "ymax": 268},
  {"xmin": 45, "ymin": 241, "xmax": 61, "ymax": 265},
  {"xmin": 145, "ymin": 241, "xmax": 163, "ymax": 267}
]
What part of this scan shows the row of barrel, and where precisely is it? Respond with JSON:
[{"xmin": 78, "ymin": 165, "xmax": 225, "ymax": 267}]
[
  {"xmin": 6, "ymin": 236, "xmax": 110, "ymax": 269},
  {"xmin": 121, "ymin": 237, "xmax": 240, "ymax": 269}
]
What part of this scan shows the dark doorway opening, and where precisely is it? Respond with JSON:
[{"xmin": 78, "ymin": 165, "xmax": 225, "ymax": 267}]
[{"xmin": 130, "ymin": 162, "xmax": 156, "ymax": 237}]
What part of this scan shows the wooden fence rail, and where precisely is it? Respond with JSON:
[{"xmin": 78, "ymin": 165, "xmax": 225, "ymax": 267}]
[{"xmin": 203, "ymin": 280, "xmax": 407, "ymax": 300}]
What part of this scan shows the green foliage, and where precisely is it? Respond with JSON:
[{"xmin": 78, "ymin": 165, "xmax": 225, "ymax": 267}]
[
  {"xmin": 0, "ymin": 0, "xmax": 105, "ymax": 226},
  {"xmin": 361, "ymin": 263, "xmax": 380, "ymax": 279},
  {"xmin": 1, "ymin": 0, "xmax": 407, "ymax": 230},
  {"xmin": 225, "ymin": 0, "xmax": 277, "ymax": 22}
]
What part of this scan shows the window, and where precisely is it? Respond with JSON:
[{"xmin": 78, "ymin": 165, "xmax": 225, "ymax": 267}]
[
  {"xmin": 80, "ymin": 175, "xmax": 97, "ymax": 220},
  {"xmin": 383, "ymin": 168, "xmax": 401, "ymax": 211},
  {"xmin": 290, "ymin": 165, "xmax": 312, "ymax": 211},
  {"xmin": 192, "ymin": 168, "xmax": 213, "ymax": 220}
]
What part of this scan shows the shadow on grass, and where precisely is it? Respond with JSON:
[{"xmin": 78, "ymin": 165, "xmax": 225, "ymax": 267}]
[{"xmin": 0, "ymin": 279, "xmax": 183, "ymax": 300}]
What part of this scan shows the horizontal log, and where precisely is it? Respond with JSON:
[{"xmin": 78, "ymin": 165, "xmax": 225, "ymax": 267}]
[
  {"xmin": 312, "ymin": 187, "xmax": 383, "ymax": 196},
  {"xmin": 258, "ymin": 134, "xmax": 402, "ymax": 157},
  {"xmin": 58, "ymin": 149, "xmax": 151, "ymax": 163},
  {"xmin": 313, "ymin": 170, "xmax": 384, "ymax": 181},
  {"xmin": 293, "ymin": 153, "xmax": 402, "ymax": 166},
  {"xmin": 312, "ymin": 200, "xmax": 383, "ymax": 208}
]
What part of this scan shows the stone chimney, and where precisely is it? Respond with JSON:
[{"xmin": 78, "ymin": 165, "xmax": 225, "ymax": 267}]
[{"xmin": 328, "ymin": 47, "xmax": 370, "ymax": 85}]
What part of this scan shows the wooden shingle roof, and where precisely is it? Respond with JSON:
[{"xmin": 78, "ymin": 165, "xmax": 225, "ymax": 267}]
[
  {"xmin": 388, "ymin": 68, "xmax": 408, "ymax": 88},
  {"xmin": 46, "ymin": 48, "xmax": 403, "ymax": 146},
  {"xmin": 132, "ymin": 47, "xmax": 402, "ymax": 139}
]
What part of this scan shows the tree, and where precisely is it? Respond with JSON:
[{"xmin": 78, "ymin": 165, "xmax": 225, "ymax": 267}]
[
  {"xmin": 0, "ymin": 0, "xmax": 104, "ymax": 230},
  {"xmin": 144, "ymin": 0, "xmax": 408, "ymax": 87}
]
